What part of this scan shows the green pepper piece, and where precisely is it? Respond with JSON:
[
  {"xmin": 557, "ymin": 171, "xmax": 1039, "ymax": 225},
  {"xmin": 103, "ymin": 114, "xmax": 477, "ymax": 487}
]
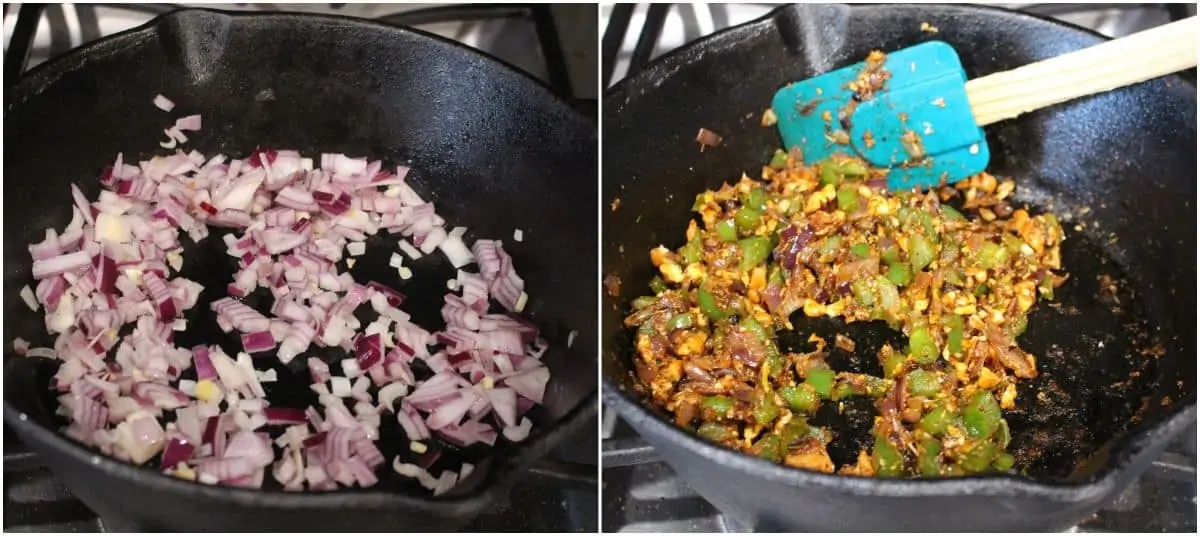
[
  {"xmin": 919, "ymin": 405, "xmax": 955, "ymax": 436},
  {"xmin": 769, "ymin": 150, "xmax": 789, "ymax": 170},
  {"xmin": 700, "ymin": 395, "xmax": 735, "ymax": 417},
  {"xmin": 957, "ymin": 442, "xmax": 996, "ymax": 473},
  {"xmin": 763, "ymin": 347, "xmax": 784, "ymax": 377},
  {"xmin": 1002, "ymin": 234, "xmax": 1025, "ymax": 255},
  {"xmin": 753, "ymin": 433, "xmax": 783, "ymax": 462},
  {"xmin": 872, "ymin": 436, "xmax": 905, "ymax": 477},
  {"xmin": 778, "ymin": 419, "xmax": 813, "ymax": 447},
  {"xmin": 679, "ymin": 236, "xmax": 702, "ymax": 264},
  {"xmin": 837, "ymin": 159, "xmax": 869, "ymax": 177},
  {"xmin": 882, "ymin": 351, "xmax": 906, "ymax": 379},
  {"xmin": 735, "ymin": 208, "xmax": 762, "ymax": 233},
  {"xmin": 996, "ymin": 419, "xmax": 1011, "ymax": 449},
  {"xmin": 648, "ymin": 276, "xmax": 668, "ymax": 294},
  {"xmin": 899, "ymin": 206, "xmax": 937, "ymax": 237},
  {"xmin": 881, "ymin": 241, "xmax": 901, "ymax": 265},
  {"xmin": 631, "ymin": 296, "xmax": 657, "ymax": 310},
  {"xmin": 698, "ymin": 422, "xmax": 737, "ymax": 443},
  {"xmin": 947, "ymin": 325, "xmax": 964, "ymax": 357},
  {"xmin": 992, "ymin": 452, "xmax": 1016, "ymax": 471},
  {"xmin": 907, "ymin": 369, "xmax": 941, "ymax": 398},
  {"xmin": 875, "ymin": 275, "xmax": 901, "ymax": 314},
  {"xmin": 819, "ymin": 163, "xmax": 841, "ymax": 186},
  {"xmin": 780, "ymin": 384, "xmax": 821, "ymax": 413},
  {"xmin": 1008, "ymin": 313, "xmax": 1028, "ymax": 338},
  {"xmin": 739, "ymin": 237, "xmax": 772, "ymax": 271},
  {"xmin": 963, "ymin": 391, "xmax": 1002, "ymax": 439},
  {"xmin": 941, "ymin": 205, "xmax": 966, "ymax": 221},
  {"xmin": 716, "ymin": 219, "xmax": 738, "ymax": 242},
  {"xmin": 973, "ymin": 283, "xmax": 990, "ymax": 297},
  {"xmin": 909, "ymin": 325, "xmax": 940, "ymax": 364},
  {"xmin": 753, "ymin": 390, "xmax": 781, "ymax": 426},
  {"xmin": 746, "ymin": 188, "xmax": 768, "ymax": 211},
  {"xmin": 917, "ymin": 436, "xmax": 944, "ymax": 477},
  {"xmin": 849, "ymin": 242, "xmax": 870, "ymax": 258},
  {"xmin": 908, "ymin": 234, "xmax": 936, "ymax": 271},
  {"xmin": 817, "ymin": 236, "xmax": 842, "ymax": 256},
  {"xmin": 740, "ymin": 316, "xmax": 770, "ymax": 342},
  {"xmin": 697, "ymin": 287, "xmax": 727, "ymax": 321},
  {"xmin": 943, "ymin": 268, "xmax": 965, "ymax": 287},
  {"xmin": 1038, "ymin": 273, "xmax": 1056, "ymax": 300},
  {"xmin": 768, "ymin": 265, "xmax": 785, "ymax": 286},
  {"xmin": 886, "ymin": 262, "xmax": 912, "ymax": 286},
  {"xmin": 805, "ymin": 368, "xmax": 836, "ymax": 399},
  {"xmin": 974, "ymin": 242, "xmax": 1009, "ymax": 270},
  {"xmin": 637, "ymin": 321, "xmax": 657, "ymax": 337},
  {"xmin": 851, "ymin": 278, "xmax": 877, "ymax": 308},
  {"xmin": 666, "ymin": 313, "xmax": 693, "ymax": 331},
  {"xmin": 832, "ymin": 375, "xmax": 891, "ymax": 400},
  {"xmin": 837, "ymin": 186, "xmax": 859, "ymax": 213}
]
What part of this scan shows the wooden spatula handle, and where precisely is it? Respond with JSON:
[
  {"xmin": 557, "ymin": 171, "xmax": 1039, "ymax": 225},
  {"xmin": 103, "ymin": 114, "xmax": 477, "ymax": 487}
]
[{"xmin": 964, "ymin": 16, "xmax": 1198, "ymax": 127}]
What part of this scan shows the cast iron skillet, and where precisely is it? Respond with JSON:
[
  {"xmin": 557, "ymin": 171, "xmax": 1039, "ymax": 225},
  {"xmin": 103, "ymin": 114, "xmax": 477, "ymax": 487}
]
[
  {"xmin": 602, "ymin": 4, "xmax": 1195, "ymax": 532},
  {"xmin": 3, "ymin": 8, "xmax": 596, "ymax": 532}
]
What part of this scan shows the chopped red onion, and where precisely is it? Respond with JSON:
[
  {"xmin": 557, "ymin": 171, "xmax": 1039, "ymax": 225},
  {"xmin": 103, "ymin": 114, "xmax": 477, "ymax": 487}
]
[
  {"xmin": 240, "ymin": 331, "xmax": 277, "ymax": 353},
  {"xmin": 20, "ymin": 142, "xmax": 555, "ymax": 495},
  {"xmin": 153, "ymin": 94, "xmax": 175, "ymax": 112}
]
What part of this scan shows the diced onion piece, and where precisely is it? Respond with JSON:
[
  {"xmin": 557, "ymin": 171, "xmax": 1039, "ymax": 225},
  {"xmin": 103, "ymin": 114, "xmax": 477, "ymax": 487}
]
[{"xmin": 153, "ymin": 94, "xmax": 175, "ymax": 112}]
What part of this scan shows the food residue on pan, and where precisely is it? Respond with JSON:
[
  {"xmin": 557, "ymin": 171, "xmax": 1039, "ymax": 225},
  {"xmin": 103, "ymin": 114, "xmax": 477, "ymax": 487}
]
[
  {"xmin": 920, "ymin": 22, "xmax": 940, "ymax": 34},
  {"xmin": 604, "ymin": 273, "xmax": 623, "ymax": 297},
  {"xmin": 612, "ymin": 197, "xmax": 622, "ymax": 212},
  {"xmin": 697, "ymin": 128, "xmax": 723, "ymax": 152},
  {"xmin": 762, "ymin": 109, "xmax": 779, "ymax": 127}
]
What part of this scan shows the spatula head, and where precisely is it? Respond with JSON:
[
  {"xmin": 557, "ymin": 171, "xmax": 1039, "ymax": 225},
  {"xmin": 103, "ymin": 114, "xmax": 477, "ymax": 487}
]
[{"xmin": 772, "ymin": 41, "xmax": 989, "ymax": 191}]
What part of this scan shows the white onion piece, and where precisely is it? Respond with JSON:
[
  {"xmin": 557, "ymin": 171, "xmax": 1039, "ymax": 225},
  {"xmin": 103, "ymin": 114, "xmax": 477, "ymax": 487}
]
[
  {"xmin": 502, "ymin": 417, "xmax": 533, "ymax": 442},
  {"xmin": 153, "ymin": 94, "xmax": 175, "ymax": 112}
]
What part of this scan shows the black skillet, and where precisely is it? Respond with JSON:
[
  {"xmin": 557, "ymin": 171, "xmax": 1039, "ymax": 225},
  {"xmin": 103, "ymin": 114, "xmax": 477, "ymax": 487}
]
[
  {"xmin": 602, "ymin": 4, "xmax": 1196, "ymax": 532},
  {"xmin": 3, "ymin": 8, "xmax": 596, "ymax": 532}
]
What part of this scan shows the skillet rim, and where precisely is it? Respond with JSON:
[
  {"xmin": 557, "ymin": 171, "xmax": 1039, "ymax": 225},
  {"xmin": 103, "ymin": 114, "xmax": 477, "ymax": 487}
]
[
  {"xmin": 3, "ymin": 7, "xmax": 598, "ymax": 514},
  {"xmin": 601, "ymin": 1, "xmax": 1197, "ymax": 502}
]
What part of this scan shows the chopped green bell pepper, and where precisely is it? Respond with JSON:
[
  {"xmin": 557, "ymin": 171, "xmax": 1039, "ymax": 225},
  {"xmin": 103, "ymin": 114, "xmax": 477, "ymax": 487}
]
[
  {"xmin": 739, "ymin": 237, "xmax": 772, "ymax": 271},
  {"xmin": 666, "ymin": 313, "xmax": 693, "ymax": 331},
  {"xmin": 908, "ymin": 234, "xmax": 936, "ymax": 271},
  {"xmin": 700, "ymin": 395, "xmax": 735, "ymax": 417},
  {"xmin": 805, "ymin": 368, "xmax": 836, "ymax": 399},
  {"xmin": 780, "ymin": 384, "xmax": 821, "ymax": 413},
  {"xmin": 963, "ymin": 391, "xmax": 1002, "ymax": 439},
  {"xmin": 919, "ymin": 405, "xmax": 955, "ymax": 436},
  {"xmin": 716, "ymin": 219, "xmax": 738, "ymax": 242},
  {"xmin": 873, "ymin": 436, "xmax": 905, "ymax": 477},
  {"xmin": 909, "ymin": 325, "xmax": 940, "ymax": 364},
  {"xmin": 697, "ymin": 287, "xmax": 727, "ymax": 321},
  {"xmin": 907, "ymin": 369, "xmax": 941, "ymax": 398}
]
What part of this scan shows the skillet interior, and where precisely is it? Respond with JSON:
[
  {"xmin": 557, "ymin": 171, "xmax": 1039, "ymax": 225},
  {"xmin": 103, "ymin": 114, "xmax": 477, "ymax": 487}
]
[
  {"xmin": 602, "ymin": 2, "xmax": 1195, "ymax": 485},
  {"xmin": 3, "ymin": 8, "xmax": 596, "ymax": 530}
]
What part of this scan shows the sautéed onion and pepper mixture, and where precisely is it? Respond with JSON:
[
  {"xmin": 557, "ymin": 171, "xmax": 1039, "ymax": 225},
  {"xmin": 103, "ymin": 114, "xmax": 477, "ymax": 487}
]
[{"xmin": 627, "ymin": 151, "xmax": 1066, "ymax": 478}]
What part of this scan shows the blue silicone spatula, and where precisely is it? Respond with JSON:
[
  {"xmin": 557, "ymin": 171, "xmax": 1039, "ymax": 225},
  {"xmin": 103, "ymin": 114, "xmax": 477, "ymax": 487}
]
[{"xmin": 772, "ymin": 16, "xmax": 1198, "ymax": 191}]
